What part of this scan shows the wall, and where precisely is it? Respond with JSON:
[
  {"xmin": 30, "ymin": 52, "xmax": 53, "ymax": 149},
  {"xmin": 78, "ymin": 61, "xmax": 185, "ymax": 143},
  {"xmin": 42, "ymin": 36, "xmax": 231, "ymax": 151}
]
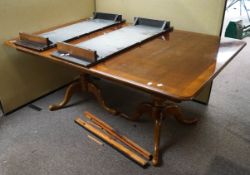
[
  {"xmin": 0, "ymin": 0, "xmax": 94, "ymax": 113},
  {"xmin": 96, "ymin": 0, "xmax": 226, "ymax": 36}
]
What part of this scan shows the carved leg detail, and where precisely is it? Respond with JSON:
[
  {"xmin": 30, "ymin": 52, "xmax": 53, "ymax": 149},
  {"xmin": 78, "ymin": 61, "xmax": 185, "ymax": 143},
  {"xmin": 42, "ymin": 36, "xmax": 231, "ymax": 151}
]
[
  {"xmin": 152, "ymin": 106, "xmax": 163, "ymax": 166},
  {"xmin": 49, "ymin": 74, "xmax": 119, "ymax": 115},
  {"xmin": 49, "ymin": 81, "xmax": 81, "ymax": 111},
  {"xmin": 87, "ymin": 82, "xmax": 118, "ymax": 115},
  {"xmin": 130, "ymin": 99, "xmax": 198, "ymax": 166},
  {"xmin": 164, "ymin": 104, "xmax": 198, "ymax": 124}
]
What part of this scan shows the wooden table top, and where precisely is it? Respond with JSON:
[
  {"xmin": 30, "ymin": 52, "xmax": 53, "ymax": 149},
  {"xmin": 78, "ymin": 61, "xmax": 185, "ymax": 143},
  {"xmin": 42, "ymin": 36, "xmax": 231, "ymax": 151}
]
[{"xmin": 5, "ymin": 20, "xmax": 246, "ymax": 102}]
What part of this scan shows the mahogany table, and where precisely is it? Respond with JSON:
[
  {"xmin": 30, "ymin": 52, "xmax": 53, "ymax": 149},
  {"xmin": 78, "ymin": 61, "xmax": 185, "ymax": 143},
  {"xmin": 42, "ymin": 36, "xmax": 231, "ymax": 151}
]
[{"xmin": 5, "ymin": 19, "xmax": 246, "ymax": 166}]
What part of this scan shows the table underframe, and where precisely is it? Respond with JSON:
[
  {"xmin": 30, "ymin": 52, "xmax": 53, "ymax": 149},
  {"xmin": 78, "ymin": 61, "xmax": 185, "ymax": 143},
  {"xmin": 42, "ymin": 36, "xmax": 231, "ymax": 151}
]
[{"xmin": 49, "ymin": 73, "xmax": 198, "ymax": 166}]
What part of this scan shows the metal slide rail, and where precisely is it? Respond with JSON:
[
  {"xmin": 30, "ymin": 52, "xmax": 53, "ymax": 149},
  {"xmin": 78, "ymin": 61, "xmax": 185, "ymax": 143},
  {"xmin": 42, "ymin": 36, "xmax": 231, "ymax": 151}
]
[
  {"xmin": 15, "ymin": 12, "xmax": 124, "ymax": 51},
  {"xmin": 52, "ymin": 17, "xmax": 173, "ymax": 67}
]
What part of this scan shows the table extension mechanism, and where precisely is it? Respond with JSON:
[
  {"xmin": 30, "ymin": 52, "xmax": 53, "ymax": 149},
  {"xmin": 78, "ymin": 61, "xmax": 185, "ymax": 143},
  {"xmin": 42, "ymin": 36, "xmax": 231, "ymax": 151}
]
[
  {"xmin": 52, "ymin": 17, "xmax": 174, "ymax": 67},
  {"xmin": 14, "ymin": 12, "xmax": 124, "ymax": 51}
]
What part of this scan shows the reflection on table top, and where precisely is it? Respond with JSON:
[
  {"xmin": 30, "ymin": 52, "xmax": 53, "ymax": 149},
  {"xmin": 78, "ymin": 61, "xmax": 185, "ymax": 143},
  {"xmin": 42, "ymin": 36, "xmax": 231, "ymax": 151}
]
[
  {"xmin": 92, "ymin": 31, "xmax": 246, "ymax": 100},
  {"xmin": 5, "ymin": 21, "xmax": 246, "ymax": 101}
]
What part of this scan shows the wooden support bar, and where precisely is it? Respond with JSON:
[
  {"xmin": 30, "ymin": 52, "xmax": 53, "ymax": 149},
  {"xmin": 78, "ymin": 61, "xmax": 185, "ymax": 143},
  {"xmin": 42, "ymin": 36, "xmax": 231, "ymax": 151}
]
[
  {"xmin": 84, "ymin": 112, "xmax": 152, "ymax": 160},
  {"xmin": 75, "ymin": 117, "xmax": 148, "ymax": 167},
  {"xmin": 19, "ymin": 32, "xmax": 50, "ymax": 45},
  {"xmin": 87, "ymin": 121, "xmax": 102, "ymax": 129},
  {"xmin": 57, "ymin": 42, "xmax": 97, "ymax": 63},
  {"xmin": 87, "ymin": 135, "xmax": 104, "ymax": 146}
]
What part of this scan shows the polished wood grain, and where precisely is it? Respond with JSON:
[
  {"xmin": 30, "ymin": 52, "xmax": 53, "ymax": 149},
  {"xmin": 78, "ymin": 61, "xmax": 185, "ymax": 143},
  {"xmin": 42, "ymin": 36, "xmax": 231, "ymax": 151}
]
[
  {"xmin": 92, "ymin": 34, "xmax": 246, "ymax": 101},
  {"xmin": 5, "ymin": 22, "xmax": 246, "ymax": 101},
  {"xmin": 5, "ymin": 20, "xmax": 246, "ymax": 167},
  {"xmin": 57, "ymin": 42, "xmax": 97, "ymax": 63},
  {"xmin": 19, "ymin": 32, "xmax": 50, "ymax": 45}
]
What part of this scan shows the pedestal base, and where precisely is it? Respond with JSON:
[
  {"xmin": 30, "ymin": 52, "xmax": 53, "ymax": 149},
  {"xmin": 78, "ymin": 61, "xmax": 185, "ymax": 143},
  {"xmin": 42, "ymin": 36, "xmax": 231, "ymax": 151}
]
[
  {"xmin": 49, "ymin": 74, "xmax": 118, "ymax": 115},
  {"xmin": 132, "ymin": 98, "xmax": 199, "ymax": 166}
]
